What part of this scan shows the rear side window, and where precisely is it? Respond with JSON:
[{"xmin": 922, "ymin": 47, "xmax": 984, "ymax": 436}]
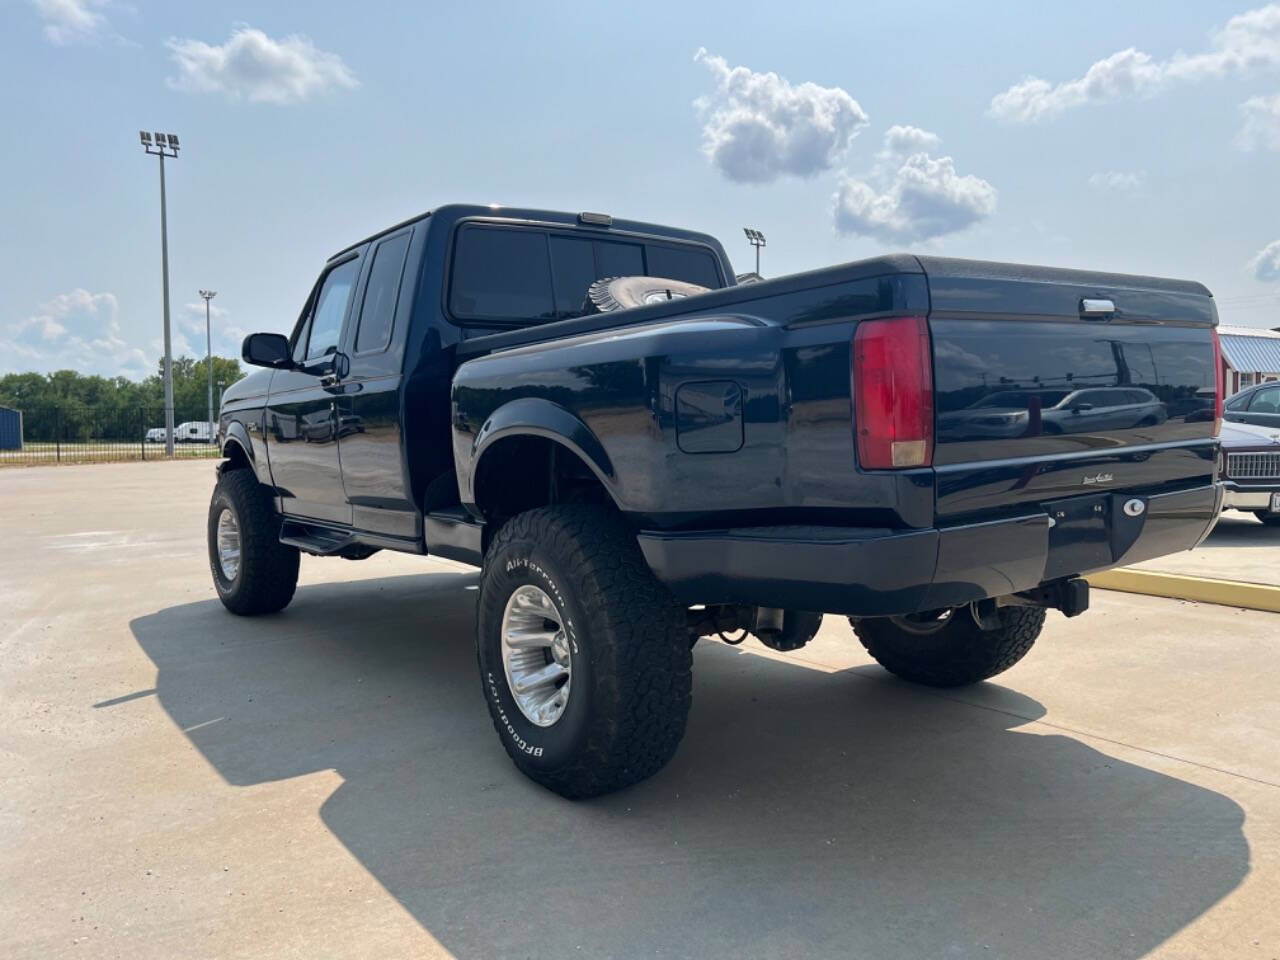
[
  {"xmin": 595, "ymin": 240, "xmax": 644, "ymax": 278},
  {"xmin": 356, "ymin": 232, "xmax": 411, "ymax": 353},
  {"xmin": 549, "ymin": 236, "xmax": 596, "ymax": 319},
  {"xmin": 648, "ymin": 244, "xmax": 721, "ymax": 288},
  {"xmin": 449, "ymin": 226, "xmax": 555, "ymax": 321},
  {"xmin": 449, "ymin": 223, "xmax": 724, "ymax": 325}
]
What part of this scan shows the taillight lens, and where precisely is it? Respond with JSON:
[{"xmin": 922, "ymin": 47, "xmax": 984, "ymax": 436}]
[
  {"xmin": 853, "ymin": 315, "xmax": 934, "ymax": 469},
  {"xmin": 1210, "ymin": 327, "xmax": 1224, "ymax": 435}
]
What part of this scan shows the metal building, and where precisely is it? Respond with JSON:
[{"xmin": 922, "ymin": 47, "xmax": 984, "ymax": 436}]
[{"xmin": 1219, "ymin": 326, "xmax": 1280, "ymax": 395}]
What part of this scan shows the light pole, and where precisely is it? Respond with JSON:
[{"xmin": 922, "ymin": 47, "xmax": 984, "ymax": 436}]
[
  {"xmin": 743, "ymin": 227, "xmax": 766, "ymax": 276},
  {"xmin": 140, "ymin": 130, "xmax": 180, "ymax": 456},
  {"xmin": 199, "ymin": 289, "xmax": 216, "ymax": 426}
]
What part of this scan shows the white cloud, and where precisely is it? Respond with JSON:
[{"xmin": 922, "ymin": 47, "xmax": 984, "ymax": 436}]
[
  {"xmin": 989, "ymin": 4, "xmax": 1280, "ymax": 122},
  {"xmin": 1088, "ymin": 170, "xmax": 1146, "ymax": 192},
  {"xmin": 879, "ymin": 124, "xmax": 942, "ymax": 160},
  {"xmin": 693, "ymin": 48, "xmax": 869, "ymax": 183},
  {"xmin": 1238, "ymin": 91, "xmax": 1280, "ymax": 149},
  {"xmin": 1249, "ymin": 239, "xmax": 1280, "ymax": 280},
  {"xmin": 2, "ymin": 289, "xmax": 151, "ymax": 378},
  {"xmin": 832, "ymin": 128, "xmax": 997, "ymax": 244},
  {"xmin": 179, "ymin": 302, "xmax": 246, "ymax": 357},
  {"xmin": 31, "ymin": 0, "xmax": 116, "ymax": 46},
  {"xmin": 181, "ymin": 300, "xmax": 228, "ymax": 329},
  {"xmin": 166, "ymin": 25, "xmax": 357, "ymax": 104}
]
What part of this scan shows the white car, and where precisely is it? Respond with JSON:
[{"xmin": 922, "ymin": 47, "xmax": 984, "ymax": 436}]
[
  {"xmin": 145, "ymin": 427, "xmax": 166, "ymax": 443},
  {"xmin": 174, "ymin": 421, "xmax": 217, "ymax": 444}
]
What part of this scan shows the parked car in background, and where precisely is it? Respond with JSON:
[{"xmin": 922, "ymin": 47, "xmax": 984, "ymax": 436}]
[
  {"xmin": 1224, "ymin": 381, "xmax": 1280, "ymax": 430},
  {"xmin": 939, "ymin": 387, "xmax": 1168, "ymax": 441},
  {"xmin": 145, "ymin": 427, "xmax": 166, "ymax": 443},
  {"xmin": 175, "ymin": 421, "xmax": 217, "ymax": 444},
  {"xmin": 1219, "ymin": 419, "xmax": 1280, "ymax": 526}
]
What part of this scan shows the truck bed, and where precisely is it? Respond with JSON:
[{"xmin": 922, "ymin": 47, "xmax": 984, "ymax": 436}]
[{"xmin": 449, "ymin": 252, "xmax": 1221, "ymax": 616}]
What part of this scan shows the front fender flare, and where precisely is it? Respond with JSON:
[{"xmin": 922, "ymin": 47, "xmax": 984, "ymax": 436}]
[
  {"xmin": 219, "ymin": 420, "xmax": 266, "ymax": 483},
  {"xmin": 463, "ymin": 397, "xmax": 616, "ymax": 508}
]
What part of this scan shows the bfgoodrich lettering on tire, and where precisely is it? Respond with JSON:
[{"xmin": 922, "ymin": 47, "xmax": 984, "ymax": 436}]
[{"xmin": 477, "ymin": 505, "xmax": 692, "ymax": 799}]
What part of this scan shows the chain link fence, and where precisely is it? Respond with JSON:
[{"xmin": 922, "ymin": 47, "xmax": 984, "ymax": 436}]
[{"xmin": 0, "ymin": 404, "xmax": 221, "ymax": 466}]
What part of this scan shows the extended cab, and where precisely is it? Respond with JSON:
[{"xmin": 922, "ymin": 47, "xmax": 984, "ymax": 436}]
[{"xmin": 209, "ymin": 204, "xmax": 1224, "ymax": 798}]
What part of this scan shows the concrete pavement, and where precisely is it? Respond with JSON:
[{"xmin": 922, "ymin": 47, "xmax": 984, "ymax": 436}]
[
  {"xmin": 1128, "ymin": 511, "xmax": 1280, "ymax": 585},
  {"xmin": 2, "ymin": 460, "xmax": 1278, "ymax": 959}
]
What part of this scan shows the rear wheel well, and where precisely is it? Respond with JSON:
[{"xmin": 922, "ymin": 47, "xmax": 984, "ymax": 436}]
[{"xmin": 473, "ymin": 436, "xmax": 614, "ymax": 532}]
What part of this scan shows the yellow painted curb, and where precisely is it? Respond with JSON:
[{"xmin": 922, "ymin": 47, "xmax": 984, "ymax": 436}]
[{"xmin": 1087, "ymin": 568, "xmax": 1280, "ymax": 613}]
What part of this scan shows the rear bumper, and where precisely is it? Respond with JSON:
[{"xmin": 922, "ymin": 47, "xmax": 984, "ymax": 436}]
[
  {"xmin": 1221, "ymin": 481, "xmax": 1277, "ymax": 511},
  {"xmin": 638, "ymin": 483, "xmax": 1222, "ymax": 617}
]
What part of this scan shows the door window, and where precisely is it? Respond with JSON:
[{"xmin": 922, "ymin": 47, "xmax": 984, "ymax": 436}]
[
  {"xmin": 355, "ymin": 233, "xmax": 411, "ymax": 354},
  {"xmin": 303, "ymin": 258, "xmax": 360, "ymax": 362}
]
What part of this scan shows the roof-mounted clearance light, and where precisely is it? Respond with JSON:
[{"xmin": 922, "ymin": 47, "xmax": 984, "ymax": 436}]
[{"xmin": 578, "ymin": 212, "xmax": 612, "ymax": 227}]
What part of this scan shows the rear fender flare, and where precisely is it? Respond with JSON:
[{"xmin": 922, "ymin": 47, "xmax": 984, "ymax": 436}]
[{"xmin": 463, "ymin": 397, "xmax": 616, "ymax": 509}]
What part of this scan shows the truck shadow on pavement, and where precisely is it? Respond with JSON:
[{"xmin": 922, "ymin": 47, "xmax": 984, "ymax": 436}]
[{"xmin": 130, "ymin": 571, "xmax": 1248, "ymax": 960}]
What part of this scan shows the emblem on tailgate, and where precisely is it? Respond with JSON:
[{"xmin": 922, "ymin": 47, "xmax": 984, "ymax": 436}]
[{"xmin": 1082, "ymin": 473, "xmax": 1114, "ymax": 485}]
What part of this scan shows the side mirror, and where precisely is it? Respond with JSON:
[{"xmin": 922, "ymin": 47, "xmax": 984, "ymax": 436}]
[{"xmin": 242, "ymin": 333, "xmax": 294, "ymax": 369}]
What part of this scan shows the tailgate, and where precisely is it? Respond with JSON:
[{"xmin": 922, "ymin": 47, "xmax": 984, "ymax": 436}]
[{"xmin": 924, "ymin": 257, "xmax": 1218, "ymax": 520}]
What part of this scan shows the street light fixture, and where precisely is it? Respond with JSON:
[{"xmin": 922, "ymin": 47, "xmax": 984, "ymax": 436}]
[
  {"xmin": 139, "ymin": 129, "xmax": 180, "ymax": 456},
  {"xmin": 743, "ymin": 227, "xmax": 766, "ymax": 276},
  {"xmin": 199, "ymin": 289, "xmax": 217, "ymax": 428}
]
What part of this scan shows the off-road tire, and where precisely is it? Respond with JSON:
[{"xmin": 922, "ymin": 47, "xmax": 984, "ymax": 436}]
[
  {"xmin": 850, "ymin": 606, "xmax": 1046, "ymax": 687},
  {"xmin": 477, "ymin": 505, "xmax": 692, "ymax": 799},
  {"xmin": 208, "ymin": 467, "xmax": 300, "ymax": 616},
  {"xmin": 1253, "ymin": 510, "xmax": 1280, "ymax": 527}
]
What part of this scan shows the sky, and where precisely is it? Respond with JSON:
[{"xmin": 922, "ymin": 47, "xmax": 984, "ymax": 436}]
[{"xmin": 4, "ymin": 0, "xmax": 1280, "ymax": 379}]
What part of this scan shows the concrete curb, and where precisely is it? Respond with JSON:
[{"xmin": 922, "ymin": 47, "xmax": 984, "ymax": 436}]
[{"xmin": 1087, "ymin": 568, "xmax": 1280, "ymax": 613}]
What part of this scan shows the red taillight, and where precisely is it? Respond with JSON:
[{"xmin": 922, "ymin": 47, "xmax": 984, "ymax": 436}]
[
  {"xmin": 853, "ymin": 315, "xmax": 933, "ymax": 469},
  {"xmin": 1210, "ymin": 327, "xmax": 1224, "ymax": 435}
]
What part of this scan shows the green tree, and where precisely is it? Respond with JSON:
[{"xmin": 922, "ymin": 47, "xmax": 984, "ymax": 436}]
[{"xmin": 0, "ymin": 355, "xmax": 245, "ymax": 440}]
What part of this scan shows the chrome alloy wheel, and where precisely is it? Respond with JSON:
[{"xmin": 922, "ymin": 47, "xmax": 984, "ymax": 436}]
[
  {"xmin": 501, "ymin": 584, "xmax": 572, "ymax": 727},
  {"xmin": 216, "ymin": 507, "xmax": 241, "ymax": 582}
]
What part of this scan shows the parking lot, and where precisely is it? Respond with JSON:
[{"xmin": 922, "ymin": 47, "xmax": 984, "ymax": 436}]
[{"xmin": 2, "ymin": 460, "xmax": 1279, "ymax": 959}]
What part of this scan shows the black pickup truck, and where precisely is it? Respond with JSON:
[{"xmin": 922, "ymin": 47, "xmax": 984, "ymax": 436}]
[{"xmin": 210, "ymin": 203, "xmax": 1224, "ymax": 798}]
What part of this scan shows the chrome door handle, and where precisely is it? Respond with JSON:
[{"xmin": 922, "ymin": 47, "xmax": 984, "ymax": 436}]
[{"xmin": 1080, "ymin": 298, "xmax": 1115, "ymax": 318}]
